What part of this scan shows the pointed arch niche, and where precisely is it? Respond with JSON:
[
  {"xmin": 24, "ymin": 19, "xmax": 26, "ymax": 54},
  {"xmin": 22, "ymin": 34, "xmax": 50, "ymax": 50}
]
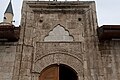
[{"xmin": 44, "ymin": 24, "xmax": 74, "ymax": 41}]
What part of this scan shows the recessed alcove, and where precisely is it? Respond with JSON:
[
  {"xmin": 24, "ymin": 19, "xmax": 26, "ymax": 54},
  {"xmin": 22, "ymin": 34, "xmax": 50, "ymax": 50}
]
[{"xmin": 44, "ymin": 24, "xmax": 74, "ymax": 41}]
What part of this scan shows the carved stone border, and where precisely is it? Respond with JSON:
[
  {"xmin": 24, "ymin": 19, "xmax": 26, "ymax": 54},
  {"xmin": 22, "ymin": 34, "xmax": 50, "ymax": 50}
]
[{"xmin": 32, "ymin": 52, "xmax": 83, "ymax": 80}]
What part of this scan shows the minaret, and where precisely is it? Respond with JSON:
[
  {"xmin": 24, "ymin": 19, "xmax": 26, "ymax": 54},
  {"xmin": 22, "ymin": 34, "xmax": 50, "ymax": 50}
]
[{"xmin": 3, "ymin": 0, "xmax": 14, "ymax": 24}]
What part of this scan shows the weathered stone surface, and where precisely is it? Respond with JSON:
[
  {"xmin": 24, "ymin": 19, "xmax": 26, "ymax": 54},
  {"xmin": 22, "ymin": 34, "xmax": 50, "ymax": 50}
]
[
  {"xmin": 0, "ymin": 44, "xmax": 17, "ymax": 80},
  {"xmin": 0, "ymin": 1, "xmax": 120, "ymax": 80}
]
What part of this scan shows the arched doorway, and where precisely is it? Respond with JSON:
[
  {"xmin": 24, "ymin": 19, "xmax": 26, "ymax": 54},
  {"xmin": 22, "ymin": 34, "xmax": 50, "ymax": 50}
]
[{"xmin": 39, "ymin": 64, "xmax": 78, "ymax": 80}]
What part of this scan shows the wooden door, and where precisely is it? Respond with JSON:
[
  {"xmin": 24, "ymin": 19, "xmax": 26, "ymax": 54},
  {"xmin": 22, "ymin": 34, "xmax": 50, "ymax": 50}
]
[
  {"xmin": 39, "ymin": 65, "xmax": 59, "ymax": 80},
  {"xmin": 39, "ymin": 64, "xmax": 78, "ymax": 80}
]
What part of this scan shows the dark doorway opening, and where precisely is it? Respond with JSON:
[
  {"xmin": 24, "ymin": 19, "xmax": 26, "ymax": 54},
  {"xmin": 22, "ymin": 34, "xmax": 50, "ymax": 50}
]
[{"xmin": 59, "ymin": 64, "xmax": 78, "ymax": 80}]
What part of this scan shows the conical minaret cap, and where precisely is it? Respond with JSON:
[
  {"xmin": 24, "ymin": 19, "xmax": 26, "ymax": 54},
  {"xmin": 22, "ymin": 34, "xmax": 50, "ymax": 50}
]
[{"xmin": 4, "ymin": 0, "xmax": 14, "ymax": 15}]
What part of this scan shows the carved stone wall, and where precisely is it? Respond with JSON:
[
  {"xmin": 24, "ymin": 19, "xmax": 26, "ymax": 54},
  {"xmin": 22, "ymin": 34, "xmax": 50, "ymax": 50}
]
[
  {"xmin": 18, "ymin": 1, "xmax": 98, "ymax": 80},
  {"xmin": 33, "ymin": 42, "xmax": 83, "ymax": 78},
  {"xmin": 2, "ymin": 1, "xmax": 120, "ymax": 80}
]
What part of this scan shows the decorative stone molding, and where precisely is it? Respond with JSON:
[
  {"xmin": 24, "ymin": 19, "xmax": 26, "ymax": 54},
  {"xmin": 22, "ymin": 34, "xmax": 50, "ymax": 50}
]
[
  {"xmin": 44, "ymin": 24, "xmax": 74, "ymax": 41},
  {"xmin": 32, "ymin": 52, "xmax": 83, "ymax": 80}
]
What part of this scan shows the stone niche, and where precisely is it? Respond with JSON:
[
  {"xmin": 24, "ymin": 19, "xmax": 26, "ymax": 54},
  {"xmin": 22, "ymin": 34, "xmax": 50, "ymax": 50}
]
[{"xmin": 44, "ymin": 24, "xmax": 74, "ymax": 41}]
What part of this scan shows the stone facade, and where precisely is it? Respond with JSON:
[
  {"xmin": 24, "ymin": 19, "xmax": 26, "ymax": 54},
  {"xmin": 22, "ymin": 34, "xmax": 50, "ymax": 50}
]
[{"xmin": 0, "ymin": 1, "xmax": 120, "ymax": 80}]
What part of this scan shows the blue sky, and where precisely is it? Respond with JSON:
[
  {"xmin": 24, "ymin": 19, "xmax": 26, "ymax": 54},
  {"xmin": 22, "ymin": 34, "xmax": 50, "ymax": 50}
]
[{"xmin": 0, "ymin": 0, "xmax": 120, "ymax": 26}]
